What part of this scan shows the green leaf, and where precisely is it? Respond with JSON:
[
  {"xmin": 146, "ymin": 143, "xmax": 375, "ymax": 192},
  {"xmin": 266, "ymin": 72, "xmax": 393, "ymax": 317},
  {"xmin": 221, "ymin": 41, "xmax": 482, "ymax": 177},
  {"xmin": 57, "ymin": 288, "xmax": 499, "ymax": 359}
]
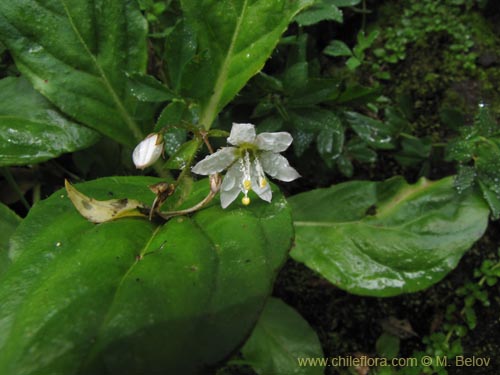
[
  {"xmin": 164, "ymin": 19, "xmax": 198, "ymax": 92},
  {"xmin": 295, "ymin": 0, "xmax": 343, "ymax": 26},
  {"xmin": 0, "ymin": 202, "xmax": 21, "ymax": 277},
  {"xmin": 346, "ymin": 56, "xmax": 361, "ymax": 70},
  {"xmin": 376, "ymin": 333, "xmax": 400, "ymax": 359},
  {"xmin": 241, "ymin": 298, "xmax": 324, "ymax": 375},
  {"xmin": 0, "ymin": 0, "xmax": 149, "ymax": 146},
  {"xmin": 323, "ymin": 40, "xmax": 352, "ymax": 57},
  {"xmin": 289, "ymin": 176, "xmax": 489, "ymax": 296},
  {"xmin": 126, "ymin": 73, "xmax": 176, "ymax": 102},
  {"xmin": 346, "ymin": 138, "xmax": 377, "ymax": 163},
  {"xmin": 0, "ymin": 77, "xmax": 100, "ymax": 166},
  {"xmin": 345, "ymin": 111, "xmax": 396, "ymax": 150},
  {"xmin": 180, "ymin": 0, "xmax": 314, "ymax": 128},
  {"xmin": 332, "ymin": 0, "xmax": 361, "ymax": 6},
  {"xmin": 165, "ymin": 139, "xmax": 200, "ymax": 170},
  {"xmin": 0, "ymin": 176, "xmax": 293, "ymax": 374}
]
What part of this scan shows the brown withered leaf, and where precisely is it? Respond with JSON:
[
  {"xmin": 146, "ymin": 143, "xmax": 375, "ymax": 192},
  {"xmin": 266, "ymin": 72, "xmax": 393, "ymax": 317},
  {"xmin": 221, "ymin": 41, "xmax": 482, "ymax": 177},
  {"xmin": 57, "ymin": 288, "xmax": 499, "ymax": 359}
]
[
  {"xmin": 65, "ymin": 180, "xmax": 146, "ymax": 223},
  {"xmin": 380, "ymin": 316, "xmax": 418, "ymax": 339}
]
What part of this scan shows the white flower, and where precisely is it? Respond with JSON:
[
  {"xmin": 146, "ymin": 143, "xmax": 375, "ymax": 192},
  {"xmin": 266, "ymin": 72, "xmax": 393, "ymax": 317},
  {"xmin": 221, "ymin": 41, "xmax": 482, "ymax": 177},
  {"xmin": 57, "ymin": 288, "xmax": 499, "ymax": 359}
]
[
  {"xmin": 132, "ymin": 133, "xmax": 164, "ymax": 169},
  {"xmin": 192, "ymin": 123, "xmax": 300, "ymax": 208}
]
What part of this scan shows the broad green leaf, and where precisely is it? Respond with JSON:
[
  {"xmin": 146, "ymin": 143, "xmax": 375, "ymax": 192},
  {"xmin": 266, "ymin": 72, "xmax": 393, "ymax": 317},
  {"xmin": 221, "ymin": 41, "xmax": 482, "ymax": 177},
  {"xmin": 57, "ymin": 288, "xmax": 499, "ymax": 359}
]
[
  {"xmin": 179, "ymin": 0, "xmax": 314, "ymax": 129},
  {"xmin": 0, "ymin": 202, "xmax": 21, "ymax": 276},
  {"xmin": 294, "ymin": 0, "xmax": 343, "ymax": 26},
  {"xmin": 0, "ymin": 176, "xmax": 293, "ymax": 374},
  {"xmin": 0, "ymin": 77, "xmax": 100, "ymax": 166},
  {"xmin": 0, "ymin": 0, "xmax": 148, "ymax": 146},
  {"xmin": 126, "ymin": 73, "xmax": 176, "ymax": 102},
  {"xmin": 289, "ymin": 176, "xmax": 489, "ymax": 296},
  {"xmin": 242, "ymin": 298, "xmax": 324, "ymax": 375}
]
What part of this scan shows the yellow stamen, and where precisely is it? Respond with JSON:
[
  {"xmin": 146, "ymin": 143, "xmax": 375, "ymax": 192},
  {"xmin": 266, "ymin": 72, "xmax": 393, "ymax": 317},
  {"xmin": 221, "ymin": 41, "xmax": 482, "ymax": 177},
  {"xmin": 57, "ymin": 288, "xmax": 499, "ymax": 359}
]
[
  {"xmin": 260, "ymin": 178, "xmax": 267, "ymax": 188},
  {"xmin": 242, "ymin": 196, "xmax": 251, "ymax": 205},
  {"xmin": 243, "ymin": 179, "xmax": 252, "ymax": 191}
]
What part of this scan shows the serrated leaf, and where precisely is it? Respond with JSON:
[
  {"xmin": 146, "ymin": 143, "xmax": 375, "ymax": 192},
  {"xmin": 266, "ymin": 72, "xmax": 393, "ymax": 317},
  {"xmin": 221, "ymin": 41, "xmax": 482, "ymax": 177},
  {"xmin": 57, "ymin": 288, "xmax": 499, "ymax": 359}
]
[
  {"xmin": 295, "ymin": 0, "xmax": 343, "ymax": 26},
  {"xmin": 126, "ymin": 73, "xmax": 176, "ymax": 102},
  {"xmin": 0, "ymin": 77, "xmax": 100, "ymax": 166},
  {"xmin": 0, "ymin": 202, "xmax": 21, "ymax": 277},
  {"xmin": 180, "ymin": 0, "xmax": 314, "ymax": 129},
  {"xmin": 289, "ymin": 176, "xmax": 489, "ymax": 296},
  {"xmin": 0, "ymin": 0, "xmax": 149, "ymax": 146},
  {"xmin": 242, "ymin": 298, "xmax": 324, "ymax": 375},
  {"xmin": 0, "ymin": 176, "xmax": 293, "ymax": 375},
  {"xmin": 65, "ymin": 180, "xmax": 146, "ymax": 223},
  {"xmin": 323, "ymin": 40, "xmax": 352, "ymax": 57}
]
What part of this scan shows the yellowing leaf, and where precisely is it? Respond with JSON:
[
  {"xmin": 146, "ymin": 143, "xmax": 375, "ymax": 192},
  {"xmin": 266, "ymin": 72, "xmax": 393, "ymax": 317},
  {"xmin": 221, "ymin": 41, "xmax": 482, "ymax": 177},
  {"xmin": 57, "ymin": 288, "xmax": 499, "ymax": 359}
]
[{"xmin": 65, "ymin": 180, "xmax": 146, "ymax": 223}]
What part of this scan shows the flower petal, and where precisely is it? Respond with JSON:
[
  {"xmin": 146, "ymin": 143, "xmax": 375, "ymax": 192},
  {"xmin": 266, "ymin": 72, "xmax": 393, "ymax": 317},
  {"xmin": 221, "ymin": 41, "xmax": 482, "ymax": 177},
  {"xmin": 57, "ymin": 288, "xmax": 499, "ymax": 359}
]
[
  {"xmin": 132, "ymin": 133, "xmax": 164, "ymax": 170},
  {"xmin": 220, "ymin": 162, "xmax": 243, "ymax": 208},
  {"xmin": 227, "ymin": 123, "xmax": 256, "ymax": 146},
  {"xmin": 260, "ymin": 152, "xmax": 301, "ymax": 182},
  {"xmin": 255, "ymin": 132, "xmax": 293, "ymax": 152},
  {"xmin": 192, "ymin": 147, "xmax": 237, "ymax": 175},
  {"xmin": 251, "ymin": 169, "xmax": 272, "ymax": 203}
]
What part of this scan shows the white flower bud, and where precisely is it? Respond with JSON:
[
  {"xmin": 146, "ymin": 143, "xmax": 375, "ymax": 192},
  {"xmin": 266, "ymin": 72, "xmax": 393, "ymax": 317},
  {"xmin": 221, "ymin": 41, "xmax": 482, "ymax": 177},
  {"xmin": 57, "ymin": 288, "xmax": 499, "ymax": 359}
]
[{"xmin": 132, "ymin": 133, "xmax": 164, "ymax": 170}]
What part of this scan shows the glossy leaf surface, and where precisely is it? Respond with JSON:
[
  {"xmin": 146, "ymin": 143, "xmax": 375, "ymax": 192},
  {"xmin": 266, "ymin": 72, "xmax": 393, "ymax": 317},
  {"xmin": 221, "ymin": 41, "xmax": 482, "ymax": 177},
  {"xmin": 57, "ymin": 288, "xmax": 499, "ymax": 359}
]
[
  {"xmin": 290, "ymin": 177, "xmax": 489, "ymax": 296},
  {"xmin": 0, "ymin": 202, "xmax": 21, "ymax": 276},
  {"xmin": 0, "ymin": 177, "xmax": 293, "ymax": 374},
  {"xmin": 242, "ymin": 298, "xmax": 324, "ymax": 375},
  {"xmin": 179, "ymin": 0, "xmax": 314, "ymax": 128},
  {"xmin": 0, "ymin": 0, "xmax": 148, "ymax": 146},
  {"xmin": 0, "ymin": 77, "xmax": 99, "ymax": 166}
]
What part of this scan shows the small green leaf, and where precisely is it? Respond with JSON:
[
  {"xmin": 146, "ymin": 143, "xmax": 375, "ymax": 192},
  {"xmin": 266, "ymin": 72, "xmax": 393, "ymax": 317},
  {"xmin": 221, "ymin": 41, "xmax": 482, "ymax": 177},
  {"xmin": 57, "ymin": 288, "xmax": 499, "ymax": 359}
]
[
  {"xmin": 323, "ymin": 40, "xmax": 352, "ymax": 57},
  {"xmin": 0, "ymin": 77, "xmax": 100, "ymax": 166},
  {"xmin": 126, "ymin": 73, "xmax": 176, "ymax": 102},
  {"xmin": 345, "ymin": 111, "xmax": 396, "ymax": 149},
  {"xmin": 165, "ymin": 139, "xmax": 200, "ymax": 170},
  {"xmin": 0, "ymin": 202, "xmax": 21, "ymax": 277},
  {"xmin": 0, "ymin": 176, "xmax": 293, "ymax": 374},
  {"xmin": 289, "ymin": 176, "xmax": 489, "ymax": 296},
  {"xmin": 346, "ymin": 138, "xmax": 377, "ymax": 163},
  {"xmin": 376, "ymin": 333, "xmax": 400, "ymax": 359},
  {"xmin": 295, "ymin": 0, "xmax": 343, "ymax": 26},
  {"xmin": 346, "ymin": 56, "xmax": 361, "ymax": 70},
  {"xmin": 336, "ymin": 155, "xmax": 353, "ymax": 177},
  {"xmin": 331, "ymin": 0, "xmax": 362, "ymax": 6},
  {"xmin": 242, "ymin": 298, "xmax": 324, "ymax": 375}
]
